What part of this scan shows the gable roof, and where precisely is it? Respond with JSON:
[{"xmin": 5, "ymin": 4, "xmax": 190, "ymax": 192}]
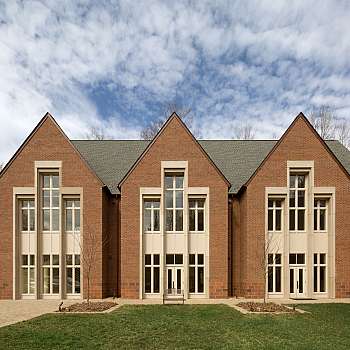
[
  {"xmin": 117, "ymin": 113, "xmax": 231, "ymax": 188},
  {"xmin": 72, "ymin": 138, "xmax": 350, "ymax": 195}
]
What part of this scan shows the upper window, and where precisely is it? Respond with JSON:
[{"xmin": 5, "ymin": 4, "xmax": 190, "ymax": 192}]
[
  {"xmin": 42, "ymin": 174, "xmax": 60, "ymax": 232},
  {"xmin": 143, "ymin": 198, "xmax": 160, "ymax": 233},
  {"xmin": 165, "ymin": 172, "xmax": 184, "ymax": 232},
  {"xmin": 65, "ymin": 199, "xmax": 80, "ymax": 232},
  {"xmin": 289, "ymin": 174, "xmax": 306, "ymax": 231},
  {"xmin": 314, "ymin": 199, "xmax": 327, "ymax": 232},
  {"xmin": 20, "ymin": 199, "xmax": 35, "ymax": 232},
  {"xmin": 189, "ymin": 198, "xmax": 205, "ymax": 232},
  {"xmin": 268, "ymin": 199, "xmax": 282, "ymax": 232}
]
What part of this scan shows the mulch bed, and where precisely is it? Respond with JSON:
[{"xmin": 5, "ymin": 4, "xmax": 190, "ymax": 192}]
[
  {"xmin": 237, "ymin": 302, "xmax": 294, "ymax": 313},
  {"xmin": 59, "ymin": 301, "xmax": 117, "ymax": 312}
]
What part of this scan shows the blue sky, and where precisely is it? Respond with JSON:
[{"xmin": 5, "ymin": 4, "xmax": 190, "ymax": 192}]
[{"xmin": 1, "ymin": 1, "xmax": 350, "ymax": 164}]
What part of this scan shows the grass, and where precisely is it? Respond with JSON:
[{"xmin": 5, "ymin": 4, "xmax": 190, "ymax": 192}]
[{"xmin": 0, "ymin": 304, "xmax": 350, "ymax": 349}]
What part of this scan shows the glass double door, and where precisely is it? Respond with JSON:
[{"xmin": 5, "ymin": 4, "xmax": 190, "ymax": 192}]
[
  {"xmin": 166, "ymin": 266, "xmax": 183, "ymax": 293},
  {"xmin": 290, "ymin": 266, "xmax": 307, "ymax": 298}
]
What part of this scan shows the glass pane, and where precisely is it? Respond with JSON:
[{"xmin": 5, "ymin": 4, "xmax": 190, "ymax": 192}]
[
  {"xmin": 22, "ymin": 255, "xmax": 28, "ymax": 265},
  {"xmin": 145, "ymin": 254, "xmax": 151, "ymax": 265},
  {"xmin": 268, "ymin": 199, "xmax": 273, "ymax": 208},
  {"xmin": 75, "ymin": 268, "xmax": 81, "ymax": 293},
  {"xmin": 298, "ymin": 269, "xmax": 303, "ymax": 293},
  {"xmin": 320, "ymin": 209, "xmax": 326, "ymax": 230},
  {"xmin": 189, "ymin": 200, "xmax": 196, "ymax": 209},
  {"xmin": 145, "ymin": 267, "xmax": 151, "ymax": 293},
  {"xmin": 275, "ymin": 267, "xmax": 281, "ymax": 292},
  {"xmin": 275, "ymin": 254, "xmax": 281, "ymax": 265},
  {"xmin": 29, "ymin": 200, "xmax": 35, "ymax": 208},
  {"xmin": 74, "ymin": 200, "xmax": 80, "ymax": 208},
  {"xmin": 75, "ymin": 255, "xmax": 80, "ymax": 265},
  {"xmin": 268, "ymin": 210, "xmax": 273, "ymax": 231},
  {"xmin": 43, "ymin": 190, "xmax": 50, "ymax": 207},
  {"xmin": 52, "ymin": 175, "xmax": 59, "ymax": 188},
  {"xmin": 298, "ymin": 175, "xmax": 305, "ymax": 188},
  {"xmin": 198, "ymin": 266, "xmax": 204, "ymax": 293},
  {"xmin": 153, "ymin": 254, "xmax": 160, "ymax": 266},
  {"xmin": 175, "ymin": 254, "xmax": 183, "ymax": 265},
  {"xmin": 320, "ymin": 253, "xmax": 326, "ymax": 264},
  {"xmin": 52, "ymin": 191, "xmax": 59, "ymax": 207},
  {"xmin": 29, "ymin": 268, "xmax": 35, "ymax": 293},
  {"xmin": 289, "ymin": 191, "xmax": 295, "ymax": 207},
  {"xmin": 52, "ymin": 255, "xmax": 59, "ymax": 265},
  {"xmin": 166, "ymin": 210, "xmax": 173, "ymax": 231},
  {"xmin": 275, "ymin": 210, "xmax": 281, "ymax": 231},
  {"xmin": 320, "ymin": 266, "xmax": 326, "ymax": 292},
  {"xmin": 52, "ymin": 209, "xmax": 59, "ymax": 231},
  {"xmin": 314, "ymin": 199, "xmax": 318, "ymax": 208},
  {"xmin": 43, "ymin": 175, "xmax": 50, "ymax": 188},
  {"xmin": 189, "ymin": 210, "xmax": 195, "ymax": 231},
  {"xmin": 198, "ymin": 254, "xmax": 204, "ymax": 265},
  {"xmin": 153, "ymin": 210, "xmax": 160, "ymax": 231},
  {"xmin": 197, "ymin": 199, "xmax": 205, "ymax": 208},
  {"xmin": 164, "ymin": 176, "xmax": 173, "ymax": 189},
  {"xmin": 66, "ymin": 268, "xmax": 73, "ymax": 293},
  {"xmin": 66, "ymin": 209, "xmax": 73, "ymax": 231},
  {"xmin": 198, "ymin": 210, "xmax": 204, "ymax": 231},
  {"xmin": 175, "ymin": 210, "xmax": 183, "ymax": 231},
  {"xmin": 320, "ymin": 200, "xmax": 326, "ymax": 207},
  {"xmin": 189, "ymin": 266, "xmax": 195, "ymax": 293},
  {"xmin": 268, "ymin": 267, "xmax": 273, "ymax": 292},
  {"xmin": 290, "ymin": 269, "xmax": 294, "ymax": 293},
  {"xmin": 268, "ymin": 254, "xmax": 273, "ymax": 265},
  {"xmin": 66, "ymin": 200, "xmax": 73, "ymax": 208},
  {"xmin": 144, "ymin": 210, "xmax": 151, "ymax": 232},
  {"xmin": 43, "ymin": 267, "xmax": 50, "ymax": 293},
  {"xmin": 314, "ymin": 266, "xmax": 318, "ymax": 292},
  {"xmin": 43, "ymin": 209, "xmax": 50, "ymax": 231},
  {"xmin": 289, "ymin": 175, "xmax": 296, "ymax": 189},
  {"xmin": 167, "ymin": 269, "xmax": 172, "ymax": 289},
  {"xmin": 175, "ymin": 191, "xmax": 183, "ymax": 208},
  {"xmin": 314, "ymin": 254, "xmax": 318, "ymax": 264},
  {"xmin": 29, "ymin": 209, "xmax": 35, "ymax": 231},
  {"xmin": 175, "ymin": 175, "xmax": 184, "ymax": 189},
  {"xmin": 297, "ymin": 254, "xmax": 305, "ymax": 265},
  {"xmin": 153, "ymin": 267, "xmax": 160, "ymax": 293},
  {"xmin": 176, "ymin": 269, "xmax": 181, "ymax": 290},
  {"xmin": 43, "ymin": 255, "xmax": 50, "ymax": 265},
  {"xmin": 165, "ymin": 191, "xmax": 173, "ymax": 208},
  {"xmin": 166, "ymin": 254, "xmax": 174, "ymax": 265},
  {"xmin": 298, "ymin": 210, "xmax": 305, "ymax": 230},
  {"xmin": 289, "ymin": 210, "xmax": 295, "ymax": 230},
  {"xmin": 314, "ymin": 209, "xmax": 317, "ymax": 230},
  {"xmin": 298, "ymin": 191, "xmax": 305, "ymax": 207},
  {"xmin": 66, "ymin": 254, "xmax": 73, "ymax": 265},
  {"xmin": 22, "ymin": 210, "xmax": 28, "ymax": 231},
  {"xmin": 289, "ymin": 254, "xmax": 296, "ymax": 264},
  {"xmin": 275, "ymin": 200, "xmax": 282, "ymax": 208},
  {"xmin": 144, "ymin": 200, "xmax": 152, "ymax": 209},
  {"xmin": 22, "ymin": 268, "xmax": 28, "ymax": 294},
  {"xmin": 30, "ymin": 255, "xmax": 35, "ymax": 265},
  {"xmin": 74, "ymin": 209, "xmax": 80, "ymax": 231},
  {"xmin": 53, "ymin": 268, "xmax": 59, "ymax": 293},
  {"xmin": 189, "ymin": 254, "xmax": 195, "ymax": 265}
]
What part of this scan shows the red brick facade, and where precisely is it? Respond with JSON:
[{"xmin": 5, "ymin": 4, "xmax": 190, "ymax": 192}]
[{"xmin": 1, "ymin": 112, "xmax": 350, "ymax": 300}]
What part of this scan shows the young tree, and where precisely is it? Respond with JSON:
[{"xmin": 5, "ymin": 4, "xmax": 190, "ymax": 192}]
[
  {"xmin": 85, "ymin": 126, "xmax": 106, "ymax": 140},
  {"xmin": 232, "ymin": 123, "xmax": 255, "ymax": 140},
  {"xmin": 0, "ymin": 163, "xmax": 3, "ymax": 172}
]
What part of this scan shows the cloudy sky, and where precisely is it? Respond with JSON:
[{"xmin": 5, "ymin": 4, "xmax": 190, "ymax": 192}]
[{"xmin": 1, "ymin": 0, "xmax": 350, "ymax": 164}]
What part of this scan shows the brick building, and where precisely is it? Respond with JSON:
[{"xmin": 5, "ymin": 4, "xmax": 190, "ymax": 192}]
[{"xmin": 1, "ymin": 111, "xmax": 350, "ymax": 300}]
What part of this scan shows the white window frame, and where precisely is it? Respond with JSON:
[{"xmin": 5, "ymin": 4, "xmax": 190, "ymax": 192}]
[
  {"xmin": 65, "ymin": 199, "xmax": 81, "ymax": 233},
  {"xmin": 21, "ymin": 254, "xmax": 35, "ymax": 295},
  {"xmin": 289, "ymin": 173, "xmax": 307, "ymax": 232},
  {"xmin": 313, "ymin": 253, "xmax": 327, "ymax": 293},
  {"xmin": 164, "ymin": 172, "xmax": 184, "ymax": 233},
  {"xmin": 313, "ymin": 198, "xmax": 327, "ymax": 232},
  {"xmin": 143, "ymin": 197, "xmax": 160, "ymax": 233},
  {"xmin": 42, "ymin": 254, "xmax": 60, "ymax": 295},
  {"xmin": 66, "ymin": 254, "xmax": 81, "ymax": 295},
  {"xmin": 20, "ymin": 199, "xmax": 35, "ymax": 233},
  {"xmin": 267, "ymin": 253, "xmax": 282, "ymax": 294},
  {"xmin": 42, "ymin": 174, "xmax": 60, "ymax": 233},
  {"xmin": 189, "ymin": 197, "xmax": 206, "ymax": 233},
  {"xmin": 144, "ymin": 254, "xmax": 160, "ymax": 294},
  {"xmin": 267, "ymin": 198, "xmax": 283, "ymax": 232},
  {"xmin": 189, "ymin": 253, "xmax": 205, "ymax": 294}
]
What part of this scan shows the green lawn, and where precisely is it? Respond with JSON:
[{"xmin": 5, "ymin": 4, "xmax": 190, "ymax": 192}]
[{"xmin": 0, "ymin": 304, "xmax": 350, "ymax": 349}]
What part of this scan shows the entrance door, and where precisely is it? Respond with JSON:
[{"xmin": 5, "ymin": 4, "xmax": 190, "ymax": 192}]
[
  {"xmin": 167, "ymin": 267, "xmax": 183, "ymax": 294},
  {"xmin": 290, "ymin": 267, "xmax": 307, "ymax": 298}
]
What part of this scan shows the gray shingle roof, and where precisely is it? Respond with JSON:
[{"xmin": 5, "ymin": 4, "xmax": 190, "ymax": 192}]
[{"xmin": 71, "ymin": 140, "xmax": 350, "ymax": 195}]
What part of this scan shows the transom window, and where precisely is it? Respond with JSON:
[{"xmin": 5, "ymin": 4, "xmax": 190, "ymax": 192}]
[
  {"xmin": 189, "ymin": 254, "xmax": 204, "ymax": 293},
  {"xmin": 314, "ymin": 253, "xmax": 326, "ymax": 293},
  {"xmin": 66, "ymin": 254, "xmax": 81, "ymax": 294},
  {"xmin": 268, "ymin": 199, "xmax": 282, "ymax": 232},
  {"xmin": 166, "ymin": 254, "xmax": 183, "ymax": 265},
  {"xmin": 289, "ymin": 253, "xmax": 305, "ymax": 265},
  {"xmin": 42, "ymin": 174, "xmax": 60, "ymax": 232},
  {"xmin": 65, "ymin": 199, "xmax": 80, "ymax": 232},
  {"xmin": 189, "ymin": 198, "xmax": 205, "ymax": 232},
  {"xmin": 314, "ymin": 199, "xmax": 327, "ymax": 231},
  {"xmin": 20, "ymin": 199, "xmax": 35, "ymax": 232},
  {"xmin": 268, "ymin": 254, "xmax": 282, "ymax": 293},
  {"xmin": 42, "ymin": 254, "xmax": 59, "ymax": 294},
  {"xmin": 144, "ymin": 254, "xmax": 160, "ymax": 294},
  {"xmin": 289, "ymin": 174, "xmax": 306, "ymax": 231},
  {"xmin": 165, "ymin": 172, "xmax": 184, "ymax": 232},
  {"xmin": 143, "ymin": 198, "xmax": 160, "ymax": 233},
  {"xmin": 21, "ymin": 254, "xmax": 35, "ymax": 294}
]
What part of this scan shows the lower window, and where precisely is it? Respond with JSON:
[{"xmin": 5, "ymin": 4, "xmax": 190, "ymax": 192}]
[
  {"xmin": 144, "ymin": 254, "xmax": 160, "ymax": 294},
  {"xmin": 314, "ymin": 253, "xmax": 326, "ymax": 293},
  {"xmin": 21, "ymin": 254, "xmax": 35, "ymax": 294},
  {"xmin": 66, "ymin": 254, "xmax": 81, "ymax": 294},
  {"xmin": 268, "ymin": 254, "xmax": 282, "ymax": 293},
  {"xmin": 42, "ymin": 254, "xmax": 59, "ymax": 294},
  {"xmin": 189, "ymin": 254, "xmax": 204, "ymax": 293}
]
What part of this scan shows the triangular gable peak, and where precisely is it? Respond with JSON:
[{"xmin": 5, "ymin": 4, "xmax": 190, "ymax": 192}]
[
  {"xmin": 243, "ymin": 112, "xmax": 350, "ymax": 190},
  {"xmin": 0, "ymin": 112, "xmax": 104, "ymax": 186},
  {"xmin": 118, "ymin": 112, "xmax": 231, "ymax": 188}
]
